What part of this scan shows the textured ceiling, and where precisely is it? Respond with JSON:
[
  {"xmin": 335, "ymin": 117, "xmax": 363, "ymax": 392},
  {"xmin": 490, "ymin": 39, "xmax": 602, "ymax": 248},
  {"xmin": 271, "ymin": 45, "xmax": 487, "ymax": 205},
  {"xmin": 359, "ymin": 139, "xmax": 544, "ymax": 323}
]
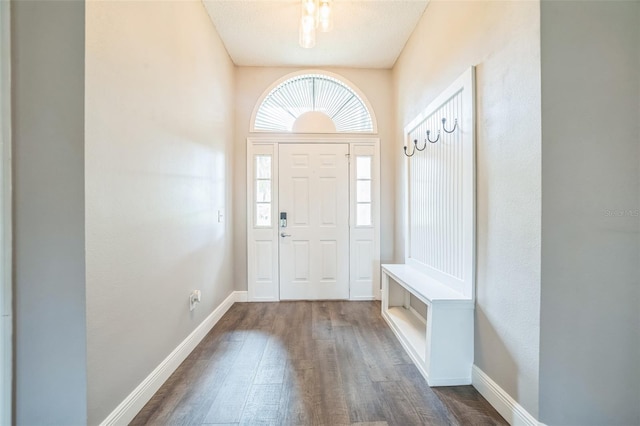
[{"xmin": 202, "ymin": 0, "xmax": 429, "ymax": 69}]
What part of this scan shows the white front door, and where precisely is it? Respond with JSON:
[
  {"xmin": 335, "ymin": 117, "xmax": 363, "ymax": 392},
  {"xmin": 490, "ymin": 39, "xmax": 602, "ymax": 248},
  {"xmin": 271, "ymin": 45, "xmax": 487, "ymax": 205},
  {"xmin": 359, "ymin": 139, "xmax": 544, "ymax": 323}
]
[{"xmin": 278, "ymin": 144, "xmax": 350, "ymax": 300}]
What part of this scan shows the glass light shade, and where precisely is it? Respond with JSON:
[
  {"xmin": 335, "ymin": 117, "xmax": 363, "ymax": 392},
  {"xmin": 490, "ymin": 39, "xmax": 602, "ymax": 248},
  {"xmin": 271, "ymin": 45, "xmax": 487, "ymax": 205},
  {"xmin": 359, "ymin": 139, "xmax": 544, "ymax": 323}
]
[
  {"xmin": 301, "ymin": 0, "xmax": 318, "ymax": 18},
  {"xmin": 319, "ymin": 0, "xmax": 332, "ymax": 32},
  {"xmin": 299, "ymin": 16, "xmax": 316, "ymax": 48},
  {"xmin": 319, "ymin": 18, "xmax": 333, "ymax": 32}
]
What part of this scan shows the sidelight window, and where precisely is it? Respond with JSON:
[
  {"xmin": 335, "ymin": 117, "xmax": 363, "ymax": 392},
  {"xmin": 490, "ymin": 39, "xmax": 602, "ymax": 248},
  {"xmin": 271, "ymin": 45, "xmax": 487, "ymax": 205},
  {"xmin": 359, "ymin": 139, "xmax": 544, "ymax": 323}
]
[
  {"xmin": 255, "ymin": 155, "xmax": 272, "ymax": 227},
  {"xmin": 356, "ymin": 156, "xmax": 372, "ymax": 226}
]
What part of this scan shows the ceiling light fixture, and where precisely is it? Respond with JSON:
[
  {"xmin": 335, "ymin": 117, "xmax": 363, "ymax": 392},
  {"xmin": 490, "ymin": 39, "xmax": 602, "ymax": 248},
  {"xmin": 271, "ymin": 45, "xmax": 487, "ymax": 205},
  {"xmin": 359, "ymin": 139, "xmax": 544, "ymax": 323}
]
[
  {"xmin": 299, "ymin": 0, "xmax": 332, "ymax": 49},
  {"xmin": 318, "ymin": 0, "xmax": 333, "ymax": 32}
]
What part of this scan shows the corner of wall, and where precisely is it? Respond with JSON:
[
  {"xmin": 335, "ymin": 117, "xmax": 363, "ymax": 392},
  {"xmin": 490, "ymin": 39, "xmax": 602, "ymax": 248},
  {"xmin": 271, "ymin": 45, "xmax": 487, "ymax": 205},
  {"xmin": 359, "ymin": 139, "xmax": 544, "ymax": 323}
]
[
  {"xmin": 391, "ymin": 0, "xmax": 542, "ymax": 418},
  {"xmin": 12, "ymin": 0, "xmax": 88, "ymax": 423}
]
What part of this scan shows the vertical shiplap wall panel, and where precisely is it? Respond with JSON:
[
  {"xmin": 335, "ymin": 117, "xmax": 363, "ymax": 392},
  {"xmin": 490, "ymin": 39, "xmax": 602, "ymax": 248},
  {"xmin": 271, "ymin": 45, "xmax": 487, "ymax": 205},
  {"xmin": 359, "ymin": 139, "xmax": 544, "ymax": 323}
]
[
  {"xmin": 409, "ymin": 90, "xmax": 464, "ymax": 279},
  {"xmin": 405, "ymin": 68, "xmax": 475, "ymax": 298}
]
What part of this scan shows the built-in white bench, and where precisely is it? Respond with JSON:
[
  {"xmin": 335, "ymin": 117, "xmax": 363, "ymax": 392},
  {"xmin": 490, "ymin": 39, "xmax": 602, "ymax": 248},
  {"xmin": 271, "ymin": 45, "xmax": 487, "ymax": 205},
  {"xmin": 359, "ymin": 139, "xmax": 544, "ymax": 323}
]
[{"xmin": 381, "ymin": 264, "xmax": 474, "ymax": 386}]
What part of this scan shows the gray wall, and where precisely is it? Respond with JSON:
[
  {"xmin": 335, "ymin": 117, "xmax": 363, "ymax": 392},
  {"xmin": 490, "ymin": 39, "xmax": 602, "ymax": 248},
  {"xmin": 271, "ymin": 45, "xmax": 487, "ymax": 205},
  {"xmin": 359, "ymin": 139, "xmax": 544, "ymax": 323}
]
[
  {"xmin": 539, "ymin": 1, "xmax": 640, "ymax": 424},
  {"xmin": 84, "ymin": 1, "xmax": 236, "ymax": 423},
  {"xmin": 12, "ymin": 1, "xmax": 88, "ymax": 424},
  {"xmin": 0, "ymin": 1, "xmax": 12, "ymax": 422}
]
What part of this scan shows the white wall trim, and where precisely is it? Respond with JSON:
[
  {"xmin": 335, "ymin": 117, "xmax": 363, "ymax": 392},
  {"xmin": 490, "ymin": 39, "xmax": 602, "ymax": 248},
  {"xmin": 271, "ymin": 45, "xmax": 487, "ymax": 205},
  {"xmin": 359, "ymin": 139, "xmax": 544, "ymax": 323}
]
[
  {"xmin": 99, "ymin": 291, "xmax": 246, "ymax": 426},
  {"xmin": 235, "ymin": 291, "xmax": 248, "ymax": 302},
  {"xmin": 472, "ymin": 365, "xmax": 538, "ymax": 426}
]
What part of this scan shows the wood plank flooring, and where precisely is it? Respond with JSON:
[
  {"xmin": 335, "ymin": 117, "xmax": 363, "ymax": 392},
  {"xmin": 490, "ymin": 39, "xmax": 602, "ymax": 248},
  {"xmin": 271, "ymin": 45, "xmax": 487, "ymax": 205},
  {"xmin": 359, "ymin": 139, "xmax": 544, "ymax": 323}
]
[{"xmin": 131, "ymin": 301, "xmax": 507, "ymax": 426}]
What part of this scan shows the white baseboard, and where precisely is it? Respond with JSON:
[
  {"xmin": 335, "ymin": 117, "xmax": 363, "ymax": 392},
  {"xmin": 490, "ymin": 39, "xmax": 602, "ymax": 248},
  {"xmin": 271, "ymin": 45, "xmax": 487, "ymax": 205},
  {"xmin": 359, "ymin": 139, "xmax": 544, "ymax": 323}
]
[
  {"xmin": 349, "ymin": 295, "xmax": 377, "ymax": 301},
  {"xmin": 472, "ymin": 365, "xmax": 538, "ymax": 426},
  {"xmin": 99, "ymin": 290, "xmax": 246, "ymax": 426},
  {"xmin": 246, "ymin": 296, "xmax": 279, "ymax": 302}
]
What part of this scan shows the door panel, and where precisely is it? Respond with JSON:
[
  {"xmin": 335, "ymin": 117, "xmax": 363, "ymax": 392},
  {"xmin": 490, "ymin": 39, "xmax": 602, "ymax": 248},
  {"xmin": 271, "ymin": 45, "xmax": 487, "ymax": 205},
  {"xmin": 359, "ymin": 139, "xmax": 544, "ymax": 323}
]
[{"xmin": 279, "ymin": 144, "xmax": 349, "ymax": 300}]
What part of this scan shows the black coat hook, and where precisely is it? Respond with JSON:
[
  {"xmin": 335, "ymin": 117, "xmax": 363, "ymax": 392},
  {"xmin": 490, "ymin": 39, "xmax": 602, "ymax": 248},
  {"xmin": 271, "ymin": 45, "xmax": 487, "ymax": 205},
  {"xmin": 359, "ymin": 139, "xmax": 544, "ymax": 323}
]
[
  {"xmin": 442, "ymin": 117, "xmax": 458, "ymax": 133},
  {"xmin": 415, "ymin": 138, "xmax": 427, "ymax": 151},
  {"xmin": 426, "ymin": 130, "xmax": 440, "ymax": 143},
  {"xmin": 404, "ymin": 140, "xmax": 417, "ymax": 157}
]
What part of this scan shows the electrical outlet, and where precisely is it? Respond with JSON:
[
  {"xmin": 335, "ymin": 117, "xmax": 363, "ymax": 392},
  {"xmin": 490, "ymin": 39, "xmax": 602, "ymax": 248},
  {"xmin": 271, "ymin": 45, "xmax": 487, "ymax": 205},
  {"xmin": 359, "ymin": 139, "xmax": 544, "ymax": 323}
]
[{"xmin": 189, "ymin": 290, "xmax": 202, "ymax": 311}]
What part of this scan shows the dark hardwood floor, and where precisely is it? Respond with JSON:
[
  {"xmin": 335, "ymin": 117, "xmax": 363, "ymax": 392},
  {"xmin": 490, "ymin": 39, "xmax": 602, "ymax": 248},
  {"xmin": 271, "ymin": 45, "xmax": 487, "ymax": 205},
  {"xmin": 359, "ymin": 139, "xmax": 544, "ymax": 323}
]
[{"xmin": 131, "ymin": 301, "xmax": 507, "ymax": 426}]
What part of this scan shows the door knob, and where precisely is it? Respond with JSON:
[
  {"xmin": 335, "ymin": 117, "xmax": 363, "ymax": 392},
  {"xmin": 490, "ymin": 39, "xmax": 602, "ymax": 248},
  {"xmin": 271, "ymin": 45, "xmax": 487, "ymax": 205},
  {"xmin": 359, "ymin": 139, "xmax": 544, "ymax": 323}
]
[{"xmin": 280, "ymin": 232, "xmax": 292, "ymax": 238}]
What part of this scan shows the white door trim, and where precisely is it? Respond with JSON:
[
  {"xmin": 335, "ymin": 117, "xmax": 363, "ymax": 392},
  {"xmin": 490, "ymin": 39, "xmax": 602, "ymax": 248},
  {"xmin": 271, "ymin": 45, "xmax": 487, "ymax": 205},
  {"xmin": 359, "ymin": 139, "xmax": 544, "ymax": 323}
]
[
  {"xmin": 246, "ymin": 136, "xmax": 380, "ymax": 302},
  {"xmin": 247, "ymin": 135, "xmax": 379, "ymax": 144},
  {"xmin": 0, "ymin": 0, "xmax": 12, "ymax": 423}
]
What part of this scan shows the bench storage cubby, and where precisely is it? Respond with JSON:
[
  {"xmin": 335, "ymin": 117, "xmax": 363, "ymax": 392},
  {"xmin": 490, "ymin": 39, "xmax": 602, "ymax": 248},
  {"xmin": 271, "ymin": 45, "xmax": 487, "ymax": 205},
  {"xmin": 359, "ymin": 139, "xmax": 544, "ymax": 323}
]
[{"xmin": 381, "ymin": 264, "xmax": 474, "ymax": 386}]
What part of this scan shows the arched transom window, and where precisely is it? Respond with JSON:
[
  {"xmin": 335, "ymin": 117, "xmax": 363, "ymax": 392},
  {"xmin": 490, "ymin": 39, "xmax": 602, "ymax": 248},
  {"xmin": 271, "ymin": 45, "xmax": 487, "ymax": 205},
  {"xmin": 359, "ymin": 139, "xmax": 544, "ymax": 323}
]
[{"xmin": 253, "ymin": 73, "xmax": 375, "ymax": 133}]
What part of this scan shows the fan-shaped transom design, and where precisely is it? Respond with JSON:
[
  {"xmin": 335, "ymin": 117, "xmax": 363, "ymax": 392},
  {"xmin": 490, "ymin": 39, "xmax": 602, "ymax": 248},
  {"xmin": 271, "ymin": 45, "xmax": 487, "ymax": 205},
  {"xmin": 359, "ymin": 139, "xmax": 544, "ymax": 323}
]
[{"xmin": 253, "ymin": 73, "xmax": 375, "ymax": 133}]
